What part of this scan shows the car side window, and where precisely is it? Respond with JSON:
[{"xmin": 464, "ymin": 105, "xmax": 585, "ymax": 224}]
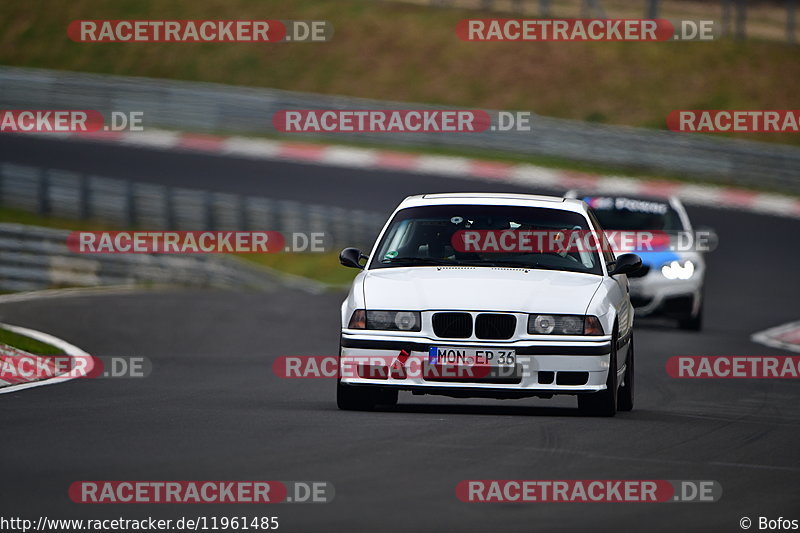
[{"xmin": 587, "ymin": 209, "xmax": 617, "ymax": 267}]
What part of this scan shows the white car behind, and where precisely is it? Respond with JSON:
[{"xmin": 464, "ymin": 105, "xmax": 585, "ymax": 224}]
[{"xmin": 569, "ymin": 193, "xmax": 707, "ymax": 330}]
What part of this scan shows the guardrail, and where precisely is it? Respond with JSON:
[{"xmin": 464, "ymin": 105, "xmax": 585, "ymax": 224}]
[
  {"xmin": 0, "ymin": 67, "xmax": 800, "ymax": 192},
  {"xmin": 0, "ymin": 161, "xmax": 385, "ymax": 292},
  {"xmin": 0, "ymin": 223, "xmax": 288, "ymax": 292},
  {"xmin": 1, "ymin": 67, "xmax": 800, "ymax": 193},
  {"xmin": 0, "ymin": 162, "xmax": 385, "ymax": 250}
]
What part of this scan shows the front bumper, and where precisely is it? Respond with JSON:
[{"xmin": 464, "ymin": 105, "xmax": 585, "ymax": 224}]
[
  {"xmin": 629, "ymin": 275, "xmax": 703, "ymax": 318},
  {"xmin": 339, "ymin": 333, "xmax": 612, "ymax": 396}
]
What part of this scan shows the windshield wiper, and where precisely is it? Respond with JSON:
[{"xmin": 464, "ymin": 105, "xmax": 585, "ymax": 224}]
[
  {"xmin": 456, "ymin": 259, "xmax": 591, "ymax": 273},
  {"xmin": 456, "ymin": 259, "xmax": 533, "ymax": 269},
  {"xmin": 380, "ymin": 256, "xmax": 457, "ymax": 266}
]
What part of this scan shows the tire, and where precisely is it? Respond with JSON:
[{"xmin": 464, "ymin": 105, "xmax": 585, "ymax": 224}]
[
  {"xmin": 375, "ymin": 387, "xmax": 399, "ymax": 406},
  {"xmin": 678, "ymin": 302, "xmax": 703, "ymax": 331},
  {"xmin": 578, "ymin": 327, "xmax": 618, "ymax": 417},
  {"xmin": 336, "ymin": 380, "xmax": 376, "ymax": 411},
  {"xmin": 617, "ymin": 334, "xmax": 634, "ymax": 412}
]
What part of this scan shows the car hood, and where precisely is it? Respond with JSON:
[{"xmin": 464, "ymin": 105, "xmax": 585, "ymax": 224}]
[{"xmin": 362, "ymin": 266, "xmax": 602, "ymax": 314}]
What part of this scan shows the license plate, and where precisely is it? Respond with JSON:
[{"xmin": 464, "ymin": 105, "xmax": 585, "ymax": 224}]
[{"xmin": 429, "ymin": 346, "xmax": 516, "ymax": 367}]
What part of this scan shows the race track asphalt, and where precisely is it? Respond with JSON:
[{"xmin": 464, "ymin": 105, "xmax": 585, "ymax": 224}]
[{"xmin": 0, "ymin": 135, "xmax": 798, "ymax": 532}]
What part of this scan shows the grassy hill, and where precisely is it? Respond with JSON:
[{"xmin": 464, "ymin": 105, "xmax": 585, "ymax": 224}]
[{"xmin": 1, "ymin": 0, "xmax": 798, "ymax": 144}]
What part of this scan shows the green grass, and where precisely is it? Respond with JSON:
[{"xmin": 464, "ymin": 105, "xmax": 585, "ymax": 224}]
[
  {"xmin": 236, "ymin": 251, "xmax": 357, "ymax": 286},
  {"xmin": 0, "ymin": 206, "xmax": 355, "ymax": 286},
  {"xmin": 0, "ymin": 207, "xmax": 120, "ymax": 231},
  {"xmin": 1, "ymin": 0, "xmax": 799, "ymax": 145},
  {"xmin": 0, "ymin": 327, "xmax": 65, "ymax": 355}
]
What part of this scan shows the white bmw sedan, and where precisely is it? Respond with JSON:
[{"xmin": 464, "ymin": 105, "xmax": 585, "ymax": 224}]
[{"xmin": 337, "ymin": 193, "xmax": 640, "ymax": 416}]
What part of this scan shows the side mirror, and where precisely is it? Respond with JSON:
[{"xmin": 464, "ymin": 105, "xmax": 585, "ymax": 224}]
[
  {"xmin": 694, "ymin": 226, "xmax": 718, "ymax": 253},
  {"xmin": 609, "ymin": 253, "xmax": 642, "ymax": 276},
  {"xmin": 339, "ymin": 247, "xmax": 366, "ymax": 269}
]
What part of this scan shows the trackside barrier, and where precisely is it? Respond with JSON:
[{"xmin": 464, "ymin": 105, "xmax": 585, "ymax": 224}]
[{"xmin": 1, "ymin": 67, "xmax": 800, "ymax": 193}]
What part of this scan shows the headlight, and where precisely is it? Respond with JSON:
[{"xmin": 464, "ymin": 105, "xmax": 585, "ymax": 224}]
[
  {"xmin": 348, "ymin": 310, "xmax": 421, "ymax": 331},
  {"xmin": 528, "ymin": 314, "xmax": 604, "ymax": 335},
  {"xmin": 661, "ymin": 260, "xmax": 695, "ymax": 280}
]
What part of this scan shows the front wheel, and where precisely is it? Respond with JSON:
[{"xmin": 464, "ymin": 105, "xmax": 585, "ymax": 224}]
[
  {"xmin": 578, "ymin": 329, "xmax": 618, "ymax": 417},
  {"xmin": 336, "ymin": 380, "xmax": 376, "ymax": 411},
  {"xmin": 617, "ymin": 334, "xmax": 634, "ymax": 412},
  {"xmin": 336, "ymin": 381, "xmax": 398, "ymax": 411},
  {"xmin": 678, "ymin": 302, "xmax": 703, "ymax": 331}
]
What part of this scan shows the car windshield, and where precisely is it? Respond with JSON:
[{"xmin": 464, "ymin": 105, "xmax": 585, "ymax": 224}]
[
  {"xmin": 583, "ymin": 196, "xmax": 684, "ymax": 231},
  {"xmin": 369, "ymin": 204, "xmax": 602, "ymax": 275}
]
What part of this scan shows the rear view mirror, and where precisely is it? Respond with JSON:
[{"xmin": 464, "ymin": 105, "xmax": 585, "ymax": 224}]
[
  {"xmin": 609, "ymin": 253, "xmax": 642, "ymax": 276},
  {"xmin": 339, "ymin": 247, "xmax": 366, "ymax": 269}
]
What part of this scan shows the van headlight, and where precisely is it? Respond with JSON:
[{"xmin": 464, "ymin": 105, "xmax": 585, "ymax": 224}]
[
  {"xmin": 528, "ymin": 314, "xmax": 604, "ymax": 335},
  {"xmin": 661, "ymin": 260, "xmax": 695, "ymax": 280},
  {"xmin": 348, "ymin": 310, "xmax": 421, "ymax": 331}
]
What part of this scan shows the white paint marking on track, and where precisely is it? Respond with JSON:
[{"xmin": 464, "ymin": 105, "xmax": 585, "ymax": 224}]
[
  {"xmin": 0, "ymin": 322, "xmax": 92, "ymax": 395},
  {"xmin": 751, "ymin": 320, "xmax": 800, "ymax": 354},
  {"xmin": 0, "ymin": 285, "xmax": 144, "ymax": 305},
  {"xmin": 11, "ymin": 131, "xmax": 800, "ymax": 219}
]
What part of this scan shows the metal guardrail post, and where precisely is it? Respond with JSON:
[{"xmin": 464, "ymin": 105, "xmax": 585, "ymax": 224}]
[
  {"xmin": 646, "ymin": 0, "xmax": 660, "ymax": 18},
  {"xmin": 721, "ymin": 0, "xmax": 733, "ymax": 36},
  {"xmin": 581, "ymin": 0, "xmax": 607, "ymax": 19},
  {"xmin": 165, "ymin": 187, "xmax": 177, "ymax": 229},
  {"xmin": 735, "ymin": 0, "xmax": 747, "ymax": 40},
  {"xmin": 39, "ymin": 168, "xmax": 51, "ymax": 216},
  {"xmin": 79, "ymin": 173, "xmax": 91, "ymax": 220},
  {"xmin": 539, "ymin": 0, "xmax": 550, "ymax": 17},
  {"xmin": 237, "ymin": 194, "xmax": 248, "ymax": 230},
  {"xmin": 204, "ymin": 191, "xmax": 216, "ymax": 231},
  {"xmin": 126, "ymin": 180, "xmax": 138, "ymax": 227}
]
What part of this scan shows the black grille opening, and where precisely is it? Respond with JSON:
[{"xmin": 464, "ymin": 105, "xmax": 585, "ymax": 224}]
[
  {"xmin": 475, "ymin": 314, "xmax": 516, "ymax": 340},
  {"xmin": 556, "ymin": 371, "xmax": 589, "ymax": 386},
  {"xmin": 538, "ymin": 371, "xmax": 555, "ymax": 384},
  {"xmin": 423, "ymin": 363, "xmax": 522, "ymax": 384},
  {"xmin": 432, "ymin": 312, "xmax": 472, "ymax": 338}
]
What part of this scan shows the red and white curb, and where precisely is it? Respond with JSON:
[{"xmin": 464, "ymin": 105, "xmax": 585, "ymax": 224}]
[
  {"xmin": 18, "ymin": 129, "xmax": 800, "ymax": 220},
  {"xmin": 752, "ymin": 321, "xmax": 800, "ymax": 354},
  {"xmin": 0, "ymin": 322, "xmax": 92, "ymax": 394}
]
